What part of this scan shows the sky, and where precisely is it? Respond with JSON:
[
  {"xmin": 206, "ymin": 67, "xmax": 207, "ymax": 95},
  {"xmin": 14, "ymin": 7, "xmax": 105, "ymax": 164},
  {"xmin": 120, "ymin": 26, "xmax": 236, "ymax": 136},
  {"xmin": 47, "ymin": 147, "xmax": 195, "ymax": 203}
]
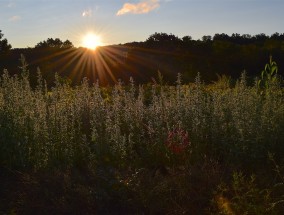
[{"xmin": 0, "ymin": 0, "xmax": 284, "ymax": 48}]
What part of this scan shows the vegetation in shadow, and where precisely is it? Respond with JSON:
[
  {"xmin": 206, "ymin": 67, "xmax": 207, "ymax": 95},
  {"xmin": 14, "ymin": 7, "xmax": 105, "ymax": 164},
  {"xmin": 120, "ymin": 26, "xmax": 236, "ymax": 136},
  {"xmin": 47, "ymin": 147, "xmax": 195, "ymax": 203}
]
[{"xmin": 0, "ymin": 56, "xmax": 283, "ymax": 213}]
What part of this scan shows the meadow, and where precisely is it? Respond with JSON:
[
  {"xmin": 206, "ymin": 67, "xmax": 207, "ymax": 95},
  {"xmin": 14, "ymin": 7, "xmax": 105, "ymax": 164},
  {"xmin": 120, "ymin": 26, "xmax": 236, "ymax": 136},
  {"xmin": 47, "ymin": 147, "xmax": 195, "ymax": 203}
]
[{"xmin": 0, "ymin": 59, "xmax": 284, "ymax": 214}]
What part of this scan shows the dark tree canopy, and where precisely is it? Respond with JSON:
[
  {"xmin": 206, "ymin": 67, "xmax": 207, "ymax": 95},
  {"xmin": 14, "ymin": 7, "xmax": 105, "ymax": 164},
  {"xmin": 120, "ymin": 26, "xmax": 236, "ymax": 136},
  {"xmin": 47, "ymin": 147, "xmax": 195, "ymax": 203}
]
[
  {"xmin": 0, "ymin": 30, "xmax": 12, "ymax": 54},
  {"xmin": 202, "ymin": 35, "xmax": 212, "ymax": 42},
  {"xmin": 182, "ymin": 36, "xmax": 192, "ymax": 43},
  {"xmin": 35, "ymin": 38, "xmax": 74, "ymax": 49},
  {"xmin": 146, "ymin": 32, "xmax": 182, "ymax": 43},
  {"xmin": 213, "ymin": 33, "xmax": 231, "ymax": 41}
]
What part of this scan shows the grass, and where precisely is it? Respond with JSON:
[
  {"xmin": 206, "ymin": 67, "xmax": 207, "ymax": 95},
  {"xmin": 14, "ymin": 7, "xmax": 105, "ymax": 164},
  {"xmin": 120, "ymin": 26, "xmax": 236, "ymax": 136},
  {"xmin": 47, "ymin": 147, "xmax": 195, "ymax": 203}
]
[{"xmin": 0, "ymin": 64, "xmax": 284, "ymax": 214}]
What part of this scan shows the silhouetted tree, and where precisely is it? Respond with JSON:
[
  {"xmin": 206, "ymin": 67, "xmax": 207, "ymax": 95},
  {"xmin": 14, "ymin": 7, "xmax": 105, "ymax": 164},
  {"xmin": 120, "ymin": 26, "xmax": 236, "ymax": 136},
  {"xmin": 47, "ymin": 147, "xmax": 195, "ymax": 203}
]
[
  {"xmin": 35, "ymin": 38, "xmax": 73, "ymax": 49},
  {"xmin": 213, "ymin": 33, "xmax": 230, "ymax": 41},
  {"xmin": 202, "ymin": 35, "xmax": 212, "ymax": 43},
  {"xmin": 182, "ymin": 36, "xmax": 192, "ymax": 43},
  {"xmin": 253, "ymin": 33, "xmax": 268, "ymax": 43},
  {"xmin": 62, "ymin": 40, "xmax": 73, "ymax": 48},
  {"xmin": 270, "ymin": 32, "xmax": 284, "ymax": 40},
  {"xmin": 146, "ymin": 32, "xmax": 181, "ymax": 43},
  {"xmin": 0, "ymin": 30, "xmax": 12, "ymax": 54}
]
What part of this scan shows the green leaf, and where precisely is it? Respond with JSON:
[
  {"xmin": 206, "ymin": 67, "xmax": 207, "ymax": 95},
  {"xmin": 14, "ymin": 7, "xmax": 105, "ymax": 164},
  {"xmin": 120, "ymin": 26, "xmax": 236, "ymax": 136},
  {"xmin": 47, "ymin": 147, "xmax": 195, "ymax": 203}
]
[
  {"xmin": 265, "ymin": 64, "xmax": 269, "ymax": 71},
  {"xmin": 271, "ymin": 66, "xmax": 278, "ymax": 75},
  {"xmin": 261, "ymin": 71, "xmax": 265, "ymax": 79},
  {"xmin": 257, "ymin": 80, "xmax": 262, "ymax": 88}
]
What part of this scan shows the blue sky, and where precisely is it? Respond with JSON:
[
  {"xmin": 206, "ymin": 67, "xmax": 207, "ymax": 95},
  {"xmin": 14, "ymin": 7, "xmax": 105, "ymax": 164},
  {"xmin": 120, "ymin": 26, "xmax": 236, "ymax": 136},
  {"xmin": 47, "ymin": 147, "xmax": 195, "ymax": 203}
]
[{"xmin": 0, "ymin": 0, "xmax": 283, "ymax": 48}]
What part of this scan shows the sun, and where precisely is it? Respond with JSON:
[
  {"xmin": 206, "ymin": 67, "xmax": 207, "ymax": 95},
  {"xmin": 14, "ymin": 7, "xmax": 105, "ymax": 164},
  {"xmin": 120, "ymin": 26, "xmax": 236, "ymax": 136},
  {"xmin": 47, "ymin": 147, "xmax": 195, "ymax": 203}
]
[{"xmin": 82, "ymin": 33, "xmax": 102, "ymax": 50}]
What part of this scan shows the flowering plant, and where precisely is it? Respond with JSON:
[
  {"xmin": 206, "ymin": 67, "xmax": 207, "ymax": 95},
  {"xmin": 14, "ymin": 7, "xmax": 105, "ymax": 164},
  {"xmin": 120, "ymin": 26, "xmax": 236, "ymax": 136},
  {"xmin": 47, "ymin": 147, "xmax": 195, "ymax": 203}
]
[{"xmin": 165, "ymin": 127, "xmax": 190, "ymax": 154}]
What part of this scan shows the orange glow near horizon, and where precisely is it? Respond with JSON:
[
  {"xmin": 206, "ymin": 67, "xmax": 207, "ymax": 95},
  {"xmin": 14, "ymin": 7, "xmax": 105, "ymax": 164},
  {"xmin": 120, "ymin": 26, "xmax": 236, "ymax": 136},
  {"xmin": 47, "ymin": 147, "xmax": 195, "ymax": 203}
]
[
  {"xmin": 82, "ymin": 33, "xmax": 103, "ymax": 50},
  {"xmin": 34, "ymin": 29, "xmax": 174, "ymax": 86}
]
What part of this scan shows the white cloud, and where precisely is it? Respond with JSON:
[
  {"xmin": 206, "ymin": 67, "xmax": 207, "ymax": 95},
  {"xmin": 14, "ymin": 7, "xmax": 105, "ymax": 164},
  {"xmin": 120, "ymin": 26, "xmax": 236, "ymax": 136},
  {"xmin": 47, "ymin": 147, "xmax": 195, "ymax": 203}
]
[
  {"xmin": 116, "ymin": 0, "xmax": 160, "ymax": 16},
  {"xmin": 82, "ymin": 9, "xmax": 92, "ymax": 17},
  {"xmin": 9, "ymin": 16, "xmax": 21, "ymax": 21},
  {"xmin": 7, "ymin": 2, "xmax": 15, "ymax": 8}
]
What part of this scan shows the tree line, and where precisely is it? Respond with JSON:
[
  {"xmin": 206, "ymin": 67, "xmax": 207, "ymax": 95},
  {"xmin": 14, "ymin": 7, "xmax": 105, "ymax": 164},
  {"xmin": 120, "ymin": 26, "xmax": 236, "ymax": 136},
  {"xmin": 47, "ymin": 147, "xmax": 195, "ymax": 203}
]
[{"xmin": 1, "ymin": 30, "xmax": 284, "ymax": 86}]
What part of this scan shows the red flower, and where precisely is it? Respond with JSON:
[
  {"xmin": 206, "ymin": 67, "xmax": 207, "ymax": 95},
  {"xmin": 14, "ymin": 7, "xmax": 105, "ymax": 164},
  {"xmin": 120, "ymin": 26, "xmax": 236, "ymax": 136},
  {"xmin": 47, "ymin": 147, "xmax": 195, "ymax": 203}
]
[{"xmin": 165, "ymin": 127, "xmax": 190, "ymax": 154}]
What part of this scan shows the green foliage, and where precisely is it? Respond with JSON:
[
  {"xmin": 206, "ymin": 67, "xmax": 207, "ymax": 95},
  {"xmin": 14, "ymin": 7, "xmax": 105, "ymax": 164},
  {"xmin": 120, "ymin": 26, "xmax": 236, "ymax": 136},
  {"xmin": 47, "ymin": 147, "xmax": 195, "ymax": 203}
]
[
  {"xmin": 258, "ymin": 55, "xmax": 279, "ymax": 91},
  {"xmin": 0, "ymin": 63, "xmax": 283, "ymax": 213}
]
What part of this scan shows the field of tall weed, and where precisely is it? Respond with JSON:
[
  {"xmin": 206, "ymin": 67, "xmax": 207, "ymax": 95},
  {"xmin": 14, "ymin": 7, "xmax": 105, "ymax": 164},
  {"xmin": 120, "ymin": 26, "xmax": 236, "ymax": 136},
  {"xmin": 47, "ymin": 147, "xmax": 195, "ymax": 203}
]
[{"xmin": 0, "ymin": 66, "xmax": 283, "ymax": 213}]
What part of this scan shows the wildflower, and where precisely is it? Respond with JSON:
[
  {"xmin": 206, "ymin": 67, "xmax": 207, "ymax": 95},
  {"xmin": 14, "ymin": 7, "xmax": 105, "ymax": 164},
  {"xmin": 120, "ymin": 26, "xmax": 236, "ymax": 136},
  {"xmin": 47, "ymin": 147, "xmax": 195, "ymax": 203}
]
[{"xmin": 165, "ymin": 127, "xmax": 190, "ymax": 154}]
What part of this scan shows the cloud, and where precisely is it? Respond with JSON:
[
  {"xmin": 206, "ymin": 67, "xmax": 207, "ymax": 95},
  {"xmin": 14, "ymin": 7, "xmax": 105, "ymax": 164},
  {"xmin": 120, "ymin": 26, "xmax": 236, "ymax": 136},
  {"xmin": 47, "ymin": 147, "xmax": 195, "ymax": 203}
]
[
  {"xmin": 116, "ymin": 0, "xmax": 160, "ymax": 16},
  {"xmin": 7, "ymin": 1, "xmax": 15, "ymax": 8},
  {"xmin": 82, "ymin": 9, "xmax": 92, "ymax": 17},
  {"xmin": 7, "ymin": 2, "xmax": 15, "ymax": 7},
  {"xmin": 9, "ymin": 16, "xmax": 21, "ymax": 21}
]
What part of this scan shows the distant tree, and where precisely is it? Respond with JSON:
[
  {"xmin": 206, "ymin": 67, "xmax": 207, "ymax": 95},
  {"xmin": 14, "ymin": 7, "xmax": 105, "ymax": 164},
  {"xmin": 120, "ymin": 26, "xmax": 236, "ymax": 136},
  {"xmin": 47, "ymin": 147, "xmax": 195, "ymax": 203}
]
[
  {"xmin": 270, "ymin": 32, "xmax": 284, "ymax": 40},
  {"xmin": 182, "ymin": 36, "xmax": 192, "ymax": 43},
  {"xmin": 213, "ymin": 33, "xmax": 230, "ymax": 42},
  {"xmin": 146, "ymin": 32, "xmax": 181, "ymax": 43},
  {"xmin": 35, "ymin": 38, "xmax": 73, "ymax": 49},
  {"xmin": 62, "ymin": 40, "xmax": 73, "ymax": 48},
  {"xmin": 253, "ymin": 33, "xmax": 268, "ymax": 44},
  {"xmin": 0, "ymin": 30, "xmax": 12, "ymax": 54},
  {"xmin": 270, "ymin": 32, "xmax": 280, "ymax": 40},
  {"xmin": 230, "ymin": 33, "xmax": 252, "ymax": 45},
  {"xmin": 242, "ymin": 34, "xmax": 252, "ymax": 39},
  {"xmin": 202, "ymin": 35, "xmax": 212, "ymax": 43}
]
